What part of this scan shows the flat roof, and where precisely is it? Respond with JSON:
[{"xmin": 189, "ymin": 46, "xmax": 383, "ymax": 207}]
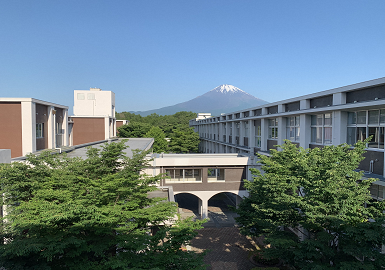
[
  {"xmin": 66, "ymin": 138, "xmax": 154, "ymax": 159},
  {"xmin": 0, "ymin": 98, "xmax": 68, "ymax": 109}
]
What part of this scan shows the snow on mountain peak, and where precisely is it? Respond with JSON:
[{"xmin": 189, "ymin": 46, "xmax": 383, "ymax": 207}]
[{"xmin": 210, "ymin": 84, "xmax": 246, "ymax": 94}]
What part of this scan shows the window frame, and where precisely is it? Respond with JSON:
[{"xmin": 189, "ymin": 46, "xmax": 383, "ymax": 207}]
[
  {"xmin": 36, "ymin": 123, "xmax": 44, "ymax": 139},
  {"xmin": 286, "ymin": 116, "xmax": 300, "ymax": 142},
  {"xmin": 310, "ymin": 113, "xmax": 333, "ymax": 145}
]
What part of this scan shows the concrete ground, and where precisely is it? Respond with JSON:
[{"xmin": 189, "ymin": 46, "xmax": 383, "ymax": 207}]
[
  {"xmin": 190, "ymin": 227, "xmax": 256, "ymax": 270},
  {"xmin": 176, "ymin": 193, "xmax": 256, "ymax": 269}
]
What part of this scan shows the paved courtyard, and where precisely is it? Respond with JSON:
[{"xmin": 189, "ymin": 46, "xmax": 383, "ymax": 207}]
[
  {"xmin": 190, "ymin": 227, "xmax": 256, "ymax": 270},
  {"xmin": 176, "ymin": 193, "xmax": 256, "ymax": 269}
]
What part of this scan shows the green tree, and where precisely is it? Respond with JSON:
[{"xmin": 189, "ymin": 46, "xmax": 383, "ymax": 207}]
[
  {"xmin": 168, "ymin": 126, "xmax": 200, "ymax": 153},
  {"xmin": 236, "ymin": 140, "xmax": 385, "ymax": 270},
  {"xmin": 145, "ymin": 126, "xmax": 168, "ymax": 153},
  {"xmin": 0, "ymin": 141, "xmax": 205, "ymax": 270},
  {"xmin": 117, "ymin": 122, "xmax": 152, "ymax": 138}
]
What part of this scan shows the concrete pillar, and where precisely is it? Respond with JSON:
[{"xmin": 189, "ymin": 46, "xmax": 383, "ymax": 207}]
[
  {"xmin": 47, "ymin": 106, "xmax": 55, "ymax": 149},
  {"xmin": 249, "ymin": 119, "xmax": 255, "ymax": 148},
  {"xmin": 277, "ymin": 117, "xmax": 285, "ymax": 147},
  {"xmin": 240, "ymin": 121, "xmax": 245, "ymax": 146},
  {"xmin": 299, "ymin": 114, "xmax": 311, "ymax": 149},
  {"xmin": 21, "ymin": 101, "xmax": 36, "ymax": 156},
  {"xmin": 63, "ymin": 109, "xmax": 69, "ymax": 146},
  {"xmin": 231, "ymin": 122, "xmax": 235, "ymax": 144},
  {"xmin": 332, "ymin": 111, "xmax": 347, "ymax": 146},
  {"xmin": 199, "ymin": 198, "xmax": 208, "ymax": 219},
  {"xmin": 278, "ymin": 104, "xmax": 285, "ymax": 113},
  {"xmin": 235, "ymin": 195, "xmax": 242, "ymax": 209},
  {"xmin": 261, "ymin": 118, "xmax": 268, "ymax": 151}
]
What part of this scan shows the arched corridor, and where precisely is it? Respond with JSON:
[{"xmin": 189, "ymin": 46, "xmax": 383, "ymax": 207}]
[{"xmin": 174, "ymin": 191, "xmax": 247, "ymax": 227}]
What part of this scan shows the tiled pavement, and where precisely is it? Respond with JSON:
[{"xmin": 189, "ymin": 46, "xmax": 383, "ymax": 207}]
[
  {"xmin": 190, "ymin": 227, "xmax": 256, "ymax": 270},
  {"xmin": 177, "ymin": 193, "xmax": 257, "ymax": 269}
]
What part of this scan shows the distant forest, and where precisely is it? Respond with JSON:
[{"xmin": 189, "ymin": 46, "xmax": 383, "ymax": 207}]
[{"xmin": 116, "ymin": 111, "xmax": 200, "ymax": 153}]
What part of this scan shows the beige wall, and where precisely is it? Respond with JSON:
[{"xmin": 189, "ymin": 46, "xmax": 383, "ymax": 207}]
[
  {"xmin": 0, "ymin": 102, "xmax": 22, "ymax": 158},
  {"xmin": 73, "ymin": 90, "xmax": 115, "ymax": 117}
]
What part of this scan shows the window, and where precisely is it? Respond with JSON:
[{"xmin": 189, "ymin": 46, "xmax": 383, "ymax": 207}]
[
  {"xmin": 268, "ymin": 118, "xmax": 278, "ymax": 139},
  {"xmin": 286, "ymin": 116, "xmax": 300, "ymax": 142},
  {"xmin": 36, "ymin": 123, "xmax": 44, "ymax": 138},
  {"xmin": 254, "ymin": 120, "xmax": 261, "ymax": 147},
  {"xmin": 87, "ymin": 93, "xmax": 95, "ymax": 100},
  {"xmin": 165, "ymin": 168, "xmax": 202, "ymax": 182},
  {"xmin": 347, "ymin": 110, "xmax": 385, "ymax": 149},
  {"xmin": 56, "ymin": 122, "xmax": 62, "ymax": 135},
  {"xmin": 77, "ymin": 93, "xmax": 85, "ymax": 100},
  {"xmin": 311, "ymin": 114, "xmax": 332, "ymax": 144},
  {"xmin": 207, "ymin": 168, "xmax": 225, "ymax": 182}
]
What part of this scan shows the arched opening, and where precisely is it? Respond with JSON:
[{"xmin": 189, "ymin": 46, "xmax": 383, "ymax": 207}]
[
  {"xmin": 207, "ymin": 192, "xmax": 243, "ymax": 227},
  {"xmin": 174, "ymin": 193, "xmax": 200, "ymax": 219}
]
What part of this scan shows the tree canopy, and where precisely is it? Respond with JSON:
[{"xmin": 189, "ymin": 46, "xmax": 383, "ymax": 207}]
[
  {"xmin": 0, "ymin": 141, "xmax": 205, "ymax": 270},
  {"xmin": 236, "ymin": 140, "xmax": 385, "ymax": 270},
  {"xmin": 117, "ymin": 111, "xmax": 200, "ymax": 153},
  {"xmin": 145, "ymin": 126, "xmax": 168, "ymax": 153}
]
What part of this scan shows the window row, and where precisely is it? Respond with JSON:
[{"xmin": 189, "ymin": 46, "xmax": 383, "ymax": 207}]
[
  {"xmin": 165, "ymin": 168, "xmax": 225, "ymax": 182},
  {"xmin": 347, "ymin": 110, "xmax": 385, "ymax": 149}
]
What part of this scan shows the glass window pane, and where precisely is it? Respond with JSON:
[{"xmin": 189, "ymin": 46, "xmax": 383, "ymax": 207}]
[
  {"xmin": 348, "ymin": 112, "xmax": 356, "ymax": 125},
  {"xmin": 368, "ymin": 127, "xmax": 379, "ymax": 148},
  {"xmin": 380, "ymin": 127, "xmax": 384, "ymax": 149},
  {"xmin": 317, "ymin": 115, "xmax": 323, "ymax": 125},
  {"xmin": 290, "ymin": 117, "xmax": 295, "ymax": 126},
  {"xmin": 347, "ymin": 127, "xmax": 356, "ymax": 145},
  {"xmin": 380, "ymin": 110, "xmax": 385, "ymax": 124},
  {"xmin": 269, "ymin": 119, "xmax": 275, "ymax": 126},
  {"xmin": 324, "ymin": 114, "xmax": 332, "ymax": 126},
  {"xmin": 295, "ymin": 127, "xmax": 300, "ymax": 141},
  {"xmin": 295, "ymin": 116, "xmax": 300, "ymax": 126},
  {"xmin": 311, "ymin": 115, "xmax": 317, "ymax": 126},
  {"xmin": 311, "ymin": 127, "xmax": 316, "ymax": 143},
  {"xmin": 357, "ymin": 111, "xmax": 366, "ymax": 124},
  {"xmin": 324, "ymin": 127, "xmax": 332, "ymax": 144},
  {"xmin": 368, "ymin": 110, "xmax": 379, "ymax": 125},
  {"xmin": 357, "ymin": 127, "xmax": 367, "ymax": 142},
  {"xmin": 287, "ymin": 127, "xmax": 294, "ymax": 141}
]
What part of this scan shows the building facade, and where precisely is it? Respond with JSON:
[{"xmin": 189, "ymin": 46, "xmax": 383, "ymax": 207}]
[
  {"xmin": 190, "ymin": 77, "xmax": 385, "ymax": 200},
  {"xmin": 144, "ymin": 153, "xmax": 258, "ymax": 218},
  {"xmin": 70, "ymin": 88, "xmax": 116, "ymax": 145},
  {"xmin": 0, "ymin": 98, "xmax": 69, "ymax": 158}
]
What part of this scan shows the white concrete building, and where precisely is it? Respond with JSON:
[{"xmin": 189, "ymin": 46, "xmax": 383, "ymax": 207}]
[
  {"xmin": 190, "ymin": 77, "xmax": 385, "ymax": 201},
  {"xmin": 70, "ymin": 88, "xmax": 116, "ymax": 145}
]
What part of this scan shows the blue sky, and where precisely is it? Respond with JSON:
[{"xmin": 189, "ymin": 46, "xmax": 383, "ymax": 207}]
[{"xmin": 1, "ymin": 1, "xmax": 385, "ymax": 113}]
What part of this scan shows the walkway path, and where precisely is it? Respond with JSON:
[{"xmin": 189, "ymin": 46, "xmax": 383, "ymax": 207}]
[{"xmin": 190, "ymin": 227, "xmax": 256, "ymax": 270}]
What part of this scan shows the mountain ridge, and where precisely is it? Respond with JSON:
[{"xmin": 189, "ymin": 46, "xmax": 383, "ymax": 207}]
[{"xmin": 130, "ymin": 84, "xmax": 268, "ymax": 116}]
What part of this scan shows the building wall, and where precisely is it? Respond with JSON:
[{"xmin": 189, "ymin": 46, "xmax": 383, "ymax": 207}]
[
  {"xmin": 73, "ymin": 89, "xmax": 115, "ymax": 117},
  {"xmin": 162, "ymin": 167, "xmax": 246, "ymax": 192},
  {"xmin": 72, "ymin": 117, "xmax": 105, "ymax": 145},
  {"xmin": 0, "ymin": 102, "xmax": 22, "ymax": 158},
  {"xmin": 35, "ymin": 104, "xmax": 48, "ymax": 150}
]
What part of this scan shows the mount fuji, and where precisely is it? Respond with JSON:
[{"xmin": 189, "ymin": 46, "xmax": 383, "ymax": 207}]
[{"xmin": 133, "ymin": 84, "xmax": 268, "ymax": 116}]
